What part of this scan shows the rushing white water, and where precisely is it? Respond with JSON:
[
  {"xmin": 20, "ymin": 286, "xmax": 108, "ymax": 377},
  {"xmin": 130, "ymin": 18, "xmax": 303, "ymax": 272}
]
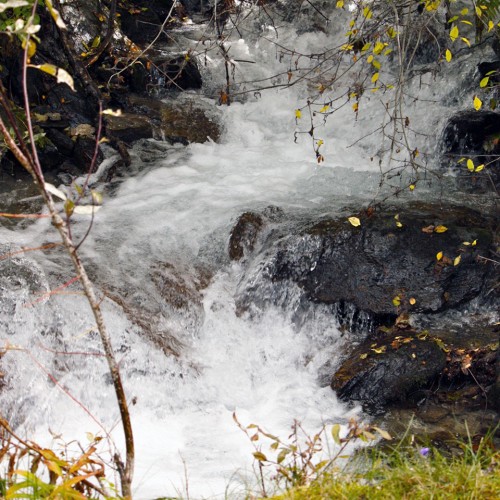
[{"xmin": 0, "ymin": 3, "xmax": 496, "ymax": 498}]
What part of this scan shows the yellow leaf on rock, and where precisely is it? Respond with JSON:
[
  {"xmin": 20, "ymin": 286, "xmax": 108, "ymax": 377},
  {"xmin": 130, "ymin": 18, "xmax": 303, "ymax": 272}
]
[
  {"xmin": 392, "ymin": 296, "xmax": 401, "ymax": 307},
  {"xmin": 450, "ymin": 25, "xmax": 459, "ymax": 42},
  {"xmin": 295, "ymin": 109, "xmax": 302, "ymax": 119},
  {"xmin": 445, "ymin": 49, "xmax": 452, "ymax": 62},
  {"xmin": 480, "ymin": 77, "xmax": 489, "ymax": 88},
  {"xmin": 467, "ymin": 158, "xmax": 475, "ymax": 171},
  {"xmin": 348, "ymin": 216, "xmax": 361, "ymax": 227},
  {"xmin": 454, "ymin": 255, "xmax": 461, "ymax": 266},
  {"xmin": 473, "ymin": 95, "xmax": 482, "ymax": 111},
  {"xmin": 360, "ymin": 353, "xmax": 368, "ymax": 359},
  {"xmin": 409, "ymin": 297, "xmax": 416, "ymax": 305},
  {"xmin": 434, "ymin": 225, "xmax": 448, "ymax": 233},
  {"xmin": 436, "ymin": 251, "xmax": 443, "ymax": 261},
  {"xmin": 371, "ymin": 72, "xmax": 379, "ymax": 83}
]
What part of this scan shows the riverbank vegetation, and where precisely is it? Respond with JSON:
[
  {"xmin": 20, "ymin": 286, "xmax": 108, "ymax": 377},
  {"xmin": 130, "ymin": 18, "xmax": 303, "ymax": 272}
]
[{"xmin": 268, "ymin": 433, "xmax": 500, "ymax": 500}]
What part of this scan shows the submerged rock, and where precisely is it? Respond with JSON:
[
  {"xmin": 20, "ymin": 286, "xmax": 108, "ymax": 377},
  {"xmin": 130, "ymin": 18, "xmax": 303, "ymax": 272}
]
[{"xmin": 229, "ymin": 212, "xmax": 265, "ymax": 261}]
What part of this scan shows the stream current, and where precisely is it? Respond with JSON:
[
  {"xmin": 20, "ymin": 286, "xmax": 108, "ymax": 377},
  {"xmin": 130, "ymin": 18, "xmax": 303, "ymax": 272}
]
[{"xmin": 0, "ymin": 4, "xmax": 496, "ymax": 498}]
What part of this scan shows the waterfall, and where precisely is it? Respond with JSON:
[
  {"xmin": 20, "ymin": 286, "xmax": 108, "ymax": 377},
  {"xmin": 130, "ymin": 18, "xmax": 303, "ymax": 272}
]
[{"xmin": 0, "ymin": 1, "xmax": 497, "ymax": 497}]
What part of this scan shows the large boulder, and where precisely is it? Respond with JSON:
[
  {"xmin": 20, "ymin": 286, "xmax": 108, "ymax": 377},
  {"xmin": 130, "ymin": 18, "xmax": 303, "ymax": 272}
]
[{"xmin": 235, "ymin": 204, "xmax": 495, "ymax": 325}]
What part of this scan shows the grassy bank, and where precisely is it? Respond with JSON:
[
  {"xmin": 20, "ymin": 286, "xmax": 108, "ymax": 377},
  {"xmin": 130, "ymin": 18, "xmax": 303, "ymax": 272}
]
[{"xmin": 269, "ymin": 437, "xmax": 499, "ymax": 500}]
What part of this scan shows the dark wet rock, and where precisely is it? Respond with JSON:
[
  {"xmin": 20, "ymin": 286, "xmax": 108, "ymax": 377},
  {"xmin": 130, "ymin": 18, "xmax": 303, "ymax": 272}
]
[
  {"xmin": 104, "ymin": 113, "xmax": 155, "ymax": 143},
  {"xmin": 442, "ymin": 110, "xmax": 500, "ymax": 154},
  {"xmin": 331, "ymin": 330, "xmax": 447, "ymax": 413},
  {"xmin": 229, "ymin": 212, "xmax": 265, "ymax": 261},
  {"xmin": 441, "ymin": 110, "xmax": 500, "ymax": 190},
  {"xmin": 236, "ymin": 204, "xmax": 495, "ymax": 324},
  {"xmin": 117, "ymin": 0, "xmax": 176, "ymax": 45},
  {"xmin": 117, "ymin": 94, "xmax": 221, "ymax": 143}
]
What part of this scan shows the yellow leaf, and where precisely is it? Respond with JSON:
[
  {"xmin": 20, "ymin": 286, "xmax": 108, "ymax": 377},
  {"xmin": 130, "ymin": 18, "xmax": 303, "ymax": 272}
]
[
  {"xmin": 434, "ymin": 225, "xmax": 448, "ymax": 233},
  {"xmin": 361, "ymin": 42, "xmax": 371, "ymax": 52},
  {"xmin": 367, "ymin": 55, "xmax": 374, "ymax": 64},
  {"xmin": 436, "ymin": 251, "xmax": 443, "ymax": 261},
  {"xmin": 102, "ymin": 108, "xmax": 122, "ymax": 116},
  {"xmin": 460, "ymin": 8, "xmax": 469, "ymax": 15},
  {"xmin": 317, "ymin": 139, "xmax": 324, "ymax": 147},
  {"xmin": 295, "ymin": 109, "xmax": 302, "ymax": 119},
  {"xmin": 373, "ymin": 41, "xmax": 386, "ymax": 55},
  {"xmin": 445, "ymin": 49, "xmax": 452, "ymax": 62},
  {"xmin": 454, "ymin": 255, "xmax": 461, "ymax": 266},
  {"xmin": 30, "ymin": 64, "xmax": 75, "ymax": 91},
  {"xmin": 472, "ymin": 239, "xmax": 477, "ymax": 246},
  {"xmin": 396, "ymin": 221, "xmax": 403, "ymax": 228},
  {"xmin": 450, "ymin": 25, "xmax": 459, "ymax": 42},
  {"xmin": 461, "ymin": 37, "xmax": 471, "ymax": 47},
  {"xmin": 488, "ymin": 20, "xmax": 494, "ymax": 32},
  {"xmin": 467, "ymin": 158, "xmax": 475, "ymax": 171},
  {"xmin": 392, "ymin": 296, "xmax": 401, "ymax": 307},
  {"xmin": 360, "ymin": 353, "xmax": 368, "ymax": 359},
  {"xmin": 475, "ymin": 164, "xmax": 484, "ymax": 172},
  {"xmin": 44, "ymin": 0, "xmax": 66, "ymax": 29},
  {"xmin": 371, "ymin": 72, "xmax": 379, "ymax": 83},
  {"xmin": 475, "ymin": 5, "xmax": 482, "ymax": 17},
  {"xmin": 473, "ymin": 95, "xmax": 482, "ymax": 111},
  {"xmin": 348, "ymin": 216, "xmax": 361, "ymax": 227},
  {"xmin": 372, "ymin": 426, "xmax": 392, "ymax": 440},
  {"xmin": 352, "ymin": 102, "xmax": 359, "ymax": 112},
  {"xmin": 409, "ymin": 184, "xmax": 415, "ymax": 191},
  {"xmin": 480, "ymin": 77, "xmax": 489, "ymax": 88},
  {"xmin": 336, "ymin": 0, "xmax": 344, "ymax": 8},
  {"xmin": 363, "ymin": 6, "xmax": 372, "ymax": 19},
  {"xmin": 409, "ymin": 297, "xmax": 416, "ymax": 305},
  {"xmin": 372, "ymin": 59, "xmax": 381, "ymax": 70},
  {"xmin": 462, "ymin": 241, "xmax": 471, "ymax": 246},
  {"xmin": 319, "ymin": 104, "xmax": 330, "ymax": 113}
]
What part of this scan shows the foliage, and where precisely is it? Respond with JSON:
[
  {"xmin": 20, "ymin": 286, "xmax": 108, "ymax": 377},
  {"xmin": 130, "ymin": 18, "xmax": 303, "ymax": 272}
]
[
  {"xmin": 0, "ymin": 420, "xmax": 121, "ymax": 499},
  {"xmin": 234, "ymin": 414, "xmax": 392, "ymax": 497},
  {"xmin": 268, "ymin": 428, "xmax": 500, "ymax": 500}
]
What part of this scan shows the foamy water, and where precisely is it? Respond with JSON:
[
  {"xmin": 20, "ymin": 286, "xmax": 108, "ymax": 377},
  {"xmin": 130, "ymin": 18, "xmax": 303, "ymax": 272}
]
[{"xmin": 0, "ymin": 3, "xmax": 493, "ymax": 497}]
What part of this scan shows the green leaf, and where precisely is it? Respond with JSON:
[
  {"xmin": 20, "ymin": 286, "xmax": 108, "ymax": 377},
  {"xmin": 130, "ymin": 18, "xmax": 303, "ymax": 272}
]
[
  {"xmin": 277, "ymin": 449, "xmax": 289, "ymax": 464},
  {"xmin": 331, "ymin": 424, "xmax": 341, "ymax": 445},
  {"xmin": 253, "ymin": 451, "xmax": 267, "ymax": 462}
]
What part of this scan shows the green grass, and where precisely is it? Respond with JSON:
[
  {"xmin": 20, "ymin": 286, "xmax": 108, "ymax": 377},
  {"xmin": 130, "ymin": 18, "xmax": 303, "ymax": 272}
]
[{"xmin": 269, "ymin": 438, "xmax": 500, "ymax": 500}]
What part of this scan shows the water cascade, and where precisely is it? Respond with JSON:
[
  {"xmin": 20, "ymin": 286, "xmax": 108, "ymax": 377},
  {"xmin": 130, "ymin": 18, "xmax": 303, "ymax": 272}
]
[{"xmin": 0, "ymin": 1, "xmax": 498, "ymax": 497}]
